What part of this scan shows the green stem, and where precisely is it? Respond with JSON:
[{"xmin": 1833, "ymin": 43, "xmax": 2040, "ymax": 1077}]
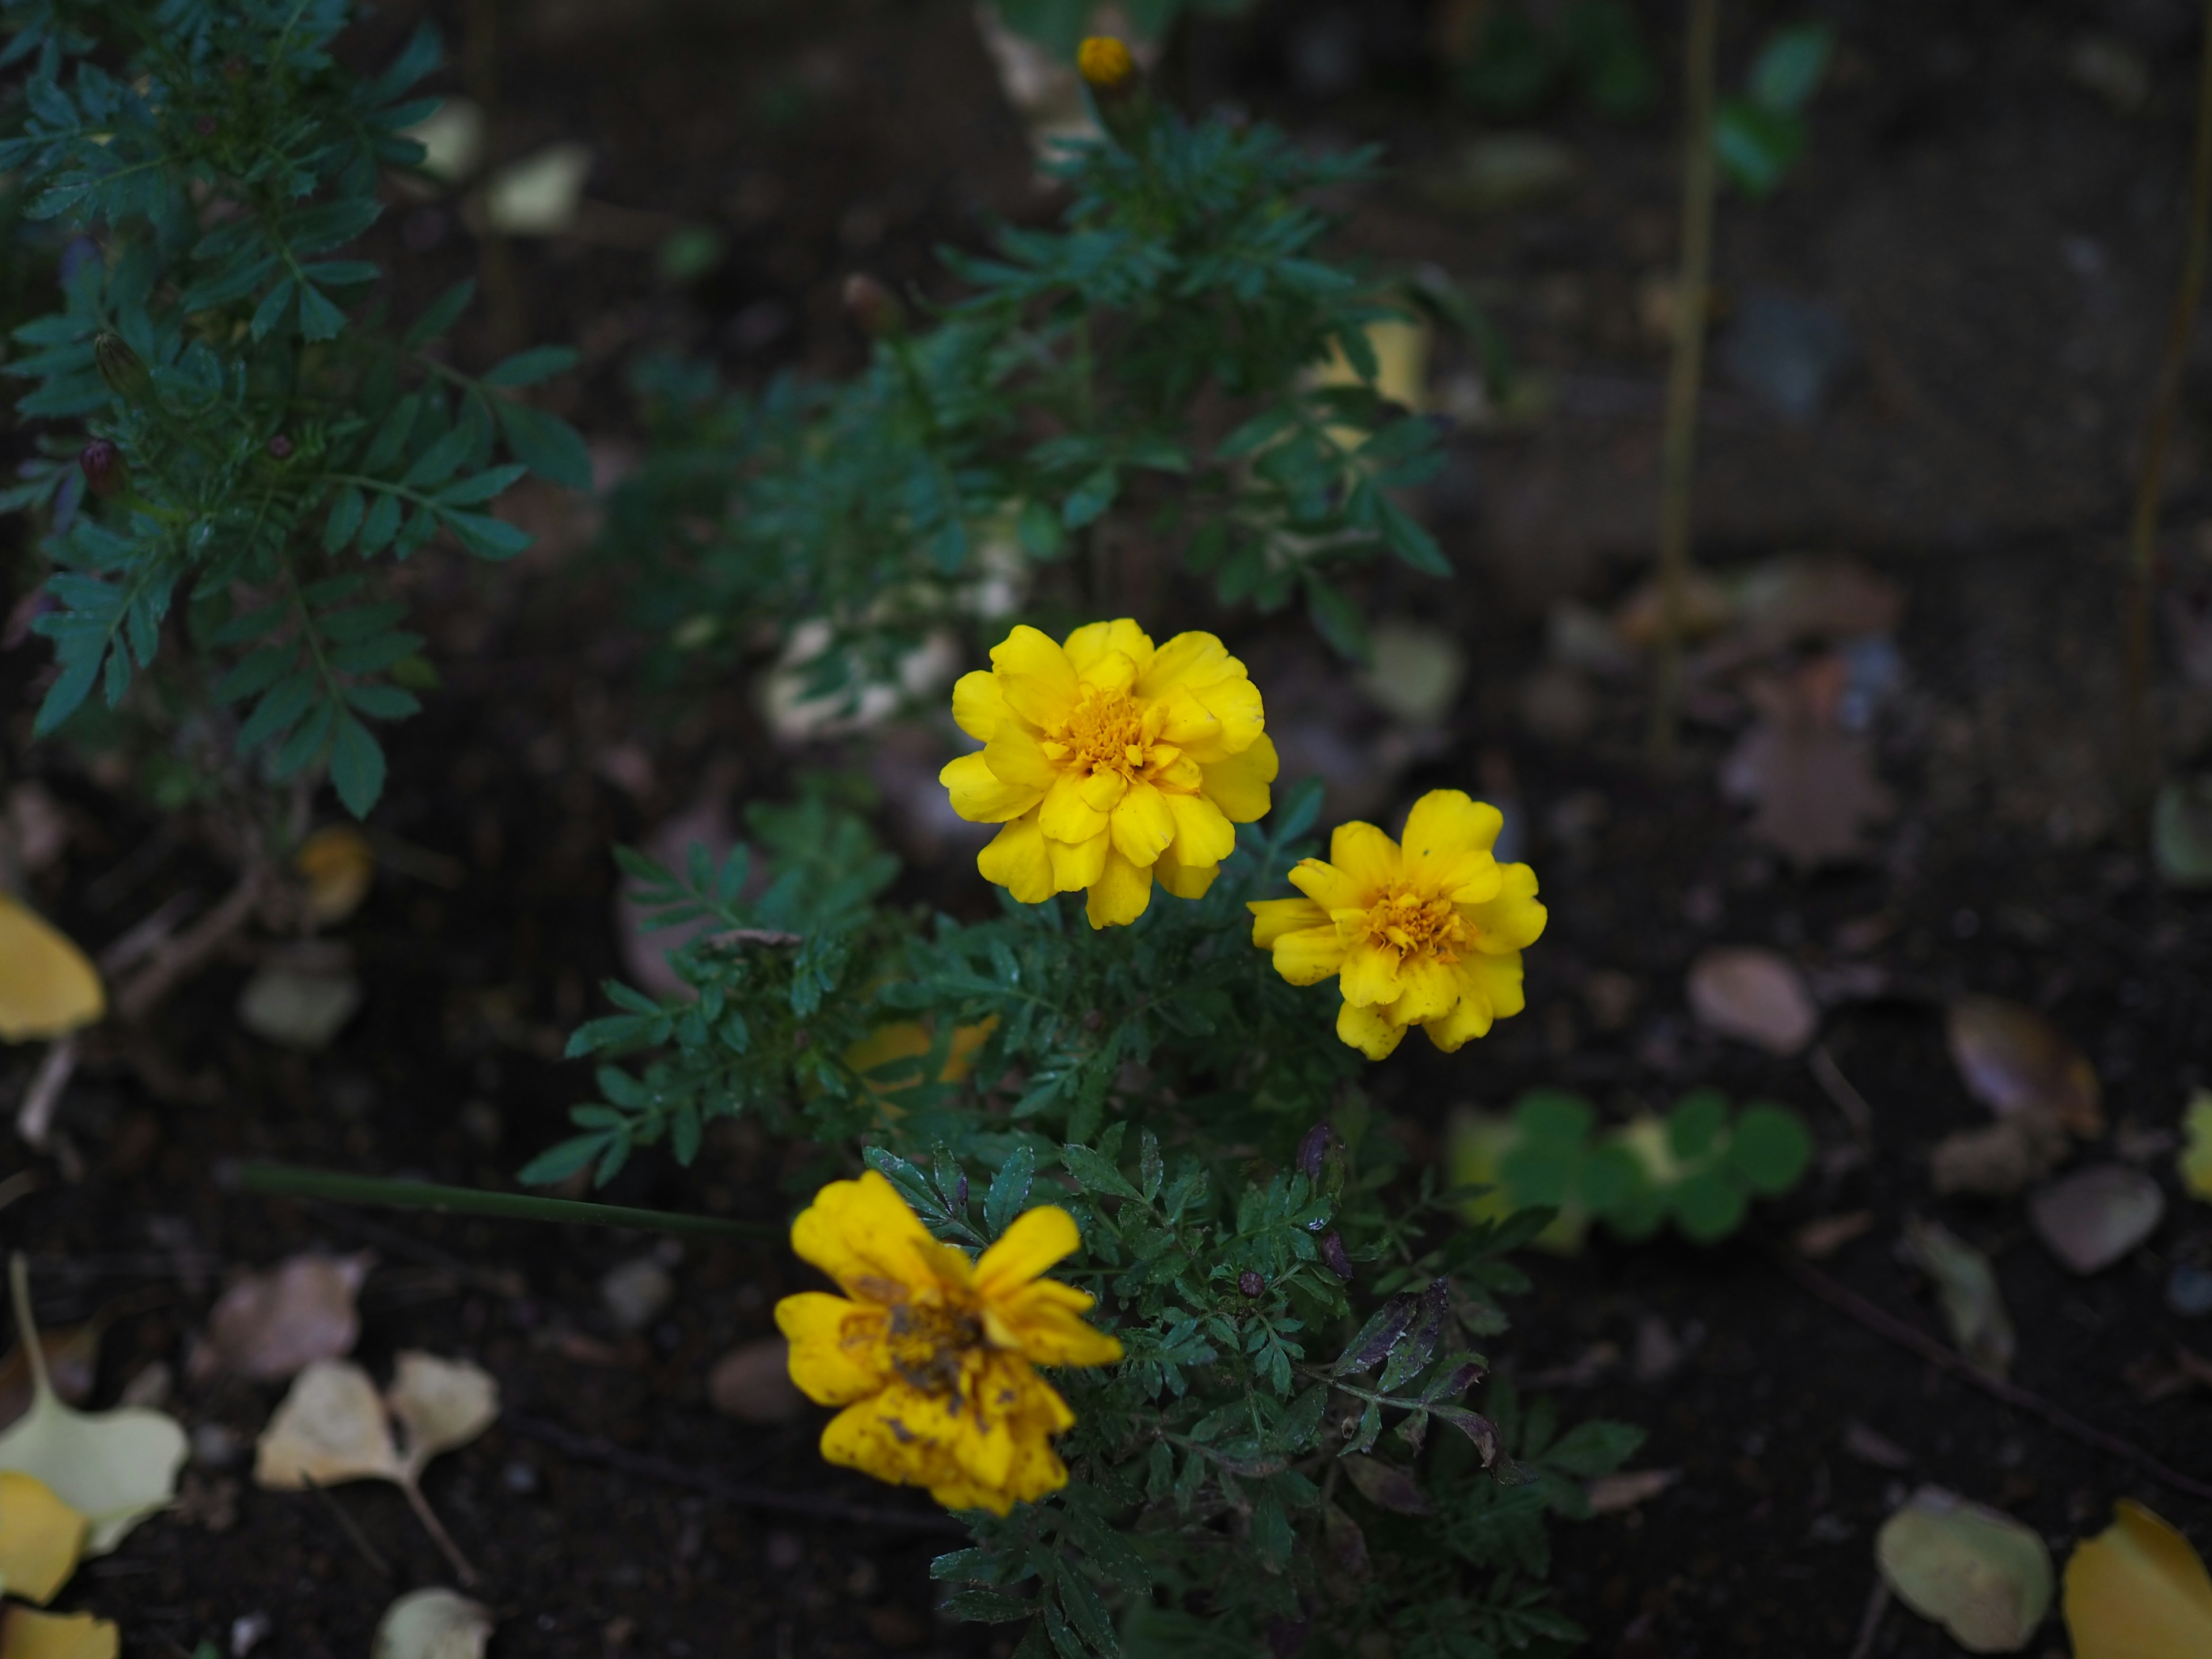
[
  {"xmin": 1648, "ymin": 0, "xmax": 1720, "ymax": 762},
  {"xmin": 2124, "ymin": 0, "xmax": 2212, "ymax": 830},
  {"xmin": 222, "ymin": 1160, "xmax": 779, "ymax": 1238}
]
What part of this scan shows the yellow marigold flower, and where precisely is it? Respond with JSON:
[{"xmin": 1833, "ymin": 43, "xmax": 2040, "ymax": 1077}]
[
  {"xmin": 775, "ymin": 1171, "xmax": 1122, "ymax": 1516},
  {"xmin": 1248, "ymin": 790, "xmax": 1546, "ymax": 1060},
  {"xmin": 939, "ymin": 620, "xmax": 1278, "ymax": 929},
  {"xmin": 1077, "ymin": 36, "xmax": 1137, "ymax": 90}
]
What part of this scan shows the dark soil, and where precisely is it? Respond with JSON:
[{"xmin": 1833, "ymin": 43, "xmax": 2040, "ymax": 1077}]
[{"xmin": 5, "ymin": 1, "xmax": 2211, "ymax": 1654}]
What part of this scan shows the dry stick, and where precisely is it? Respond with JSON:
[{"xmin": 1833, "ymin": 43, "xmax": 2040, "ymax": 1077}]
[
  {"xmin": 1771, "ymin": 1245, "xmax": 2212, "ymax": 1503},
  {"xmin": 114, "ymin": 866, "xmax": 265, "ymax": 1022},
  {"xmin": 15, "ymin": 1037, "xmax": 78, "ymax": 1149},
  {"xmin": 2126, "ymin": 0, "xmax": 2212, "ymax": 830},
  {"xmin": 1844, "ymin": 1580, "xmax": 1889, "ymax": 1659},
  {"xmin": 1647, "ymin": 0, "xmax": 1721, "ymax": 762},
  {"xmin": 298, "ymin": 1472, "xmax": 394, "ymax": 1580},
  {"xmin": 398, "ymin": 1471, "xmax": 479, "ymax": 1586}
]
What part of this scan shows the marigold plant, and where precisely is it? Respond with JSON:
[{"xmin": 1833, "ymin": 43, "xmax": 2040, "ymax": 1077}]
[
  {"xmin": 941, "ymin": 620, "xmax": 1278, "ymax": 927},
  {"xmin": 777, "ymin": 1171, "xmax": 1120, "ymax": 1514},
  {"xmin": 1251, "ymin": 790, "xmax": 1546, "ymax": 1058}
]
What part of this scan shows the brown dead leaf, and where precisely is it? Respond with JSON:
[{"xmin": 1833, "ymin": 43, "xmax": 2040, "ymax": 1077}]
[
  {"xmin": 709, "ymin": 1338, "xmax": 807, "ymax": 1425},
  {"xmin": 190, "ymin": 1253, "xmax": 373, "ymax": 1384},
  {"xmin": 1612, "ymin": 568, "xmax": 1736, "ymax": 645},
  {"xmin": 1338, "ymin": 1455, "xmax": 1431, "ymax": 1516},
  {"xmin": 2027, "ymin": 1166, "xmax": 2165, "ymax": 1276},
  {"xmin": 1733, "ymin": 555, "xmax": 1904, "ymax": 647},
  {"xmin": 1719, "ymin": 658, "xmax": 1893, "ymax": 866},
  {"xmin": 1793, "ymin": 1211, "xmax": 1874, "ymax": 1259},
  {"xmin": 1586, "ymin": 1469, "xmax": 1679, "ymax": 1514},
  {"xmin": 1685, "ymin": 946, "xmax": 1819, "ymax": 1054},
  {"xmin": 1946, "ymin": 997, "xmax": 2103, "ymax": 1135},
  {"xmin": 1930, "ymin": 1111, "xmax": 2070, "ymax": 1198}
]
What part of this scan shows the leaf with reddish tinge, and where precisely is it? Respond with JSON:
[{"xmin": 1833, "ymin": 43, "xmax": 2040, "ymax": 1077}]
[
  {"xmin": 1685, "ymin": 947, "xmax": 1818, "ymax": 1055},
  {"xmin": 1338, "ymin": 1455, "xmax": 1431, "ymax": 1516},
  {"xmin": 1719, "ymin": 657, "xmax": 1893, "ymax": 867},
  {"xmin": 2064, "ymin": 1498, "xmax": 2212, "ymax": 1658},
  {"xmin": 2028, "ymin": 1166, "xmax": 2164, "ymax": 1275},
  {"xmin": 1900, "ymin": 1218, "xmax": 2014, "ymax": 1378},
  {"xmin": 191, "ymin": 1253, "xmax": 373, "ymax": 1383},
  {"xmin": 1946, "ymin": 997, "xmax": 2103, "ymax": 1135},
  {"xmin": 1877, "ymin": 1486, "xmax": 2052, "ymax": 1653}
]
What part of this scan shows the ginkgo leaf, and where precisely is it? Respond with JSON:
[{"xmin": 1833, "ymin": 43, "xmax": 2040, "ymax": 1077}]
[
  {"xmin": 372, "ymin": 1588, "xmax": 495, "ymax": 1659},
  {"xmin": 0, "ymin": 1470, "xmax": 89, "ymax": 1604},
  {"xmin": 0, "ymin": 1257, "xmax": 185, "ymax": 1555},
  {"xmin": 253, "ymin": 1360, "xmax": 403, "ymax": 1487},
  {"xmin": 2063, "ymin": 1498, "xmax": 2212, "ymax": 1658},
  {"xmin": 0, "ymin": 1606, "xmax": 118, "ymax": 1659},
  {"xmin": 0, "ymin": 897, "xmax": 103, "ymax": 1043},
  {"xmin": 388, "ymin": 1353, "xmax": 498, "ymax": 1476},
  {"xmin": 1876, "ymin": 1485, "xmax": 2052, "ymax": 1653}
]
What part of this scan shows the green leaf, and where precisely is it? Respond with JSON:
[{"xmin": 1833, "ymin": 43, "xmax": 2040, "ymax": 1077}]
[
  {"xmin": 984, "ymin": 1145, "xmax": 1037, "ymax": 1239},
  {"xmin": 1747, "ymin": 23, "xmax": 1835, "ymax": 116},
  {"xmin": 483, "ymin": 346, "xmax": 580, "ymax": 387},
  {"xmin": 324, "ymin": 484, "xmax": 366, "ymax": 552},
  {"xmin": 1303, "ymin": 575, "xmax": 1368, "ymax": 660},
  {"xmin": 1059, "ymin": 1144, "xmax": 1142, "ymax": 1203},
  {"xmin": 1669, "ymin": 1168, "xmax": 1747, "ymax": 1243},
  {"xmin": 405, "ymin": 279, "xmax": 476, "ymax": 349},
  {"xmin": 1715, "ymin": 99, "xmax": 1805, "ymax": 199},
  {"xmin": 495, "ymin": 397, "xmax": 593, "ymax": 490},
  {"xmin": 1061, "ymin": 466, "xmax": 1119, "ymax": 530},
  {"xmin": 237, "ymin": 669, "xmax": 320, "ymax": 750},
  {"xmin": 1666, "ymin": 1089, "xmax": 1730, "ymax": 1161},
  {"xmin": 1726, "ymin": 1103, "xmax": 1813, "ymax": 1196}
]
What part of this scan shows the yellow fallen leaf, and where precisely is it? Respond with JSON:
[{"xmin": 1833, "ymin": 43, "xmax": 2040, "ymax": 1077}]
[
  {"xmin": 0, "ymin": 1470, "xmax": 89, "ymax": 1604},
  {"xmin": 0, "ymin": 897, "xmax": 103, "ymax": 1043},
  {"xmin": 1876, "ymin": 1485, "xmax": 2052, "ymax": 1653},
  {"xmin": 2064, "ymin": 1498, "xmax": 2212, "ymax": 1658},
  {"xmin": 0, "ymin": 1607, "xmax": 117, "ymax": 1659},
  {"xmin": 294, "ymin": 827, "xmax": 376, "ymax": 927},
  {"xmin": 2179, "ymin": 1090, "xmax": 2212, "ymax": 1203}
]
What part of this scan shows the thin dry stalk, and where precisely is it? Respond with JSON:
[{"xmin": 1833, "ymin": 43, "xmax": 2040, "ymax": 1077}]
[
  {"xmin": 114, "ymin": 866, "xmax": 265, "ymax": 1022},
  {"xmin": 1648, "ymin": 0, "xmax": 1721, "ymax": 762},
  {"xmin": 2124, "ymin": 0, "xmax": 2212, "ymax": 825},
  {"xmin": 15, "ymin": 1037, "xmax": 77, "ymax": 1150}
]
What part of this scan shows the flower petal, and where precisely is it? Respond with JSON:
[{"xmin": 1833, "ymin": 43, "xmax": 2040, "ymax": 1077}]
[
  {"xmin": 941, "ymin": 751, "xmax": 1046, "ymax": 823},
  {"xmin": 1109, "ymin": 780, "xmax": 1176, "ymax": 866},
  {"xmin": 789, "ymin": 1171, "xmax": 956, "ymax": 1297},
  {"xmin": 1392, "ymin": 955, "xmax": 1460, "ymax": 1025},
  {"xmin": 1199, "ymin": 733, "xmax": 1277, "ymax": 823},
  {"xmin": 1164, "ymin": 791, "xmax": 1236, "ymax": 870},
  {"xmin": 1078, "ymin": 768, "xmax": 1128, "ymax": 813},
  {"xmin": 1339, "ymin": 940, "xmax": 1403, "ymax": 1007},
  {"xmin": 1270, "ymin": 922, "xmax": 1350, "ymax": 986},
  {"xmin": 1136, "ymin": 630, "xmax": 1230, "ymax": 696},
  {"xmin": 952, "ymin": 670, "xmax": 1013, "ymax": 741},
  {"xmin": 1154, "ymin": 855, "xmax": 1217, "ymax": 899},
  {"xmin": 775, "ymin": 1291, "xmax": 885, "ymax": 1405},
  {"xmin": 1048, "ymin": 830, "xmax": 1107, "ymax": 892},
  {"xmin": 975, "ymin": 1206, "xmax": 1082, "ymax": 1296},
  {"xmin": 1086, "ymin": 847, "xmax": 1153, "ymax": 928},
  {"xmin": 1329, "ymin": 821, "xmax": 1402, "ymax": 889},
  {"xmin": 984, "ymin": 727, "xmax": 1058, "ymax": 792},
  {"xmin": 978, "ymin": 815, "xmax": 1056, "ymax": 904},
  {"xmin": 1286, "ymin": 854, "xmax": 1366, "ymax": 909},
  {"xmin": 1336, "ymin": 999, "xmax": 1406, "ymax": 1059},
  {"xmin": 1464, "ymin": 863, "xmax": 1547, "ymax": 953},
  {"xmin": 1075, "ymin": 648, "xmax": 1138, "ymax": 696},
  {"xmin": 1153, "ymin": 686, "xmax": 1222, "ymax": 753},
  {"xmin": 1186, "ymin": 673, "xmax": 1264, "ymax": 763},
  {"xmin": 984, "ymin": 1282, "xmax": 1124, "ymax": 1368},
  {"xmin": 1402, "ymin": 790, "xmax": 1503, "ymax": 861},
  {"xmin": 991, "ymin": 626, "xmax": 1078, "ymax": 728},
  {"xmin": 1249, "ymin": 896, "xmax": 1329, "ymax": 947},
  {"xmin": 1063, "ymin": 620, "xmax": 1154, "ymax": 681},
  {"xmin": 1039, "ymin": 772, "xmax": 1109, "ymax": 843}
]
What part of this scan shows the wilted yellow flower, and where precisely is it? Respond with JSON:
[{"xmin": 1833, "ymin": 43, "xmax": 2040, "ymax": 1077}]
[
  {"xmin": 775, "ymin": 1171, "xmax": 1122, "ymax": 1515},
  {"xmin": 1248, "ymin": 790, "xmax": 1544, "ymax": 1059},
  {"xmin": 1078, "ymin": 36, "xmax": 1136, "ymax": 90},
  {"xmin": 940, "ymin": 620, "xmax": 1277, "ymax": 928}
]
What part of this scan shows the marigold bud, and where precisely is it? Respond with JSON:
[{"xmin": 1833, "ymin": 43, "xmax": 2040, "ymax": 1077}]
[
  {"xmin": 1078, "ymin": 36, "xmax": 1136, "ymax": 92},
  {"xmin": 267, "ymin": 434, "xmax": 294, "ymax": 460},
  {"xmin": 1320, "ymin": 1231, "xmax": 1353, "ymax": 1281},
  {"xmin": 1238, "ymin": 1270, "xmax": 1264, "ymax": 1298},
  {"xmin": 1296, "ymin": 1123, "xmax": 1331, "ymax": 1180},
  {"xmin": 841, "ymin": 272, "xmax": 905, "ymax": 339},
  {"xmin": 78, "ymin": 439, "xmax": 127, "ymax": 499},
  {"xmin": 93, "ymin": 333, "xmax": 151, "ymax": 402}
]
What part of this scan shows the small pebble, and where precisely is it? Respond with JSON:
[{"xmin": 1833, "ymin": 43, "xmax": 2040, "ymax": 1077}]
[
  {"xmin": 600, "ymin": 1257, "xmax": 673, "ymax": 1331},
  {"xmin": 767, "ymin": 1531, "xmax": 804, "ymax": 1570},
  {"xmin": 503, "ymin": 1458, "xmax": 540, "ymax": 1495},
  {"xmin": 191, "ymin": 1422, "xmax": 244, "ymax": 1471},
  {"xmin": 229, "ymin": 1612, "xmax": 272, "ymax": 1658},
  {"xmin": 2168, "ymin": 1261, "xmax": 2212, "ymax": 1317}
]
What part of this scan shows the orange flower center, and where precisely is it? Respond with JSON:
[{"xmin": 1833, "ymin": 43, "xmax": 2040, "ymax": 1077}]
[
  {"xmin": 1359, "ymin": 882, "xmax": 1472, "ymax": 965},
  {"xmin": 1041, "ymin": 687, "xmax": 1153, "ymax": 780},
  {"xmin": 885, "ymin": 1296, "xmax": 982, "ymax": 1399}
]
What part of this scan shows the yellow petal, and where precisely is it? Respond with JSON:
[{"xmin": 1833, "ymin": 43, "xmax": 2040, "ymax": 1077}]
[
  {"xmin": 0, "ymin": 1607, "xmax": 117, "ymax": 1659},
  {"xmin": 1153, "ymin": 685, "xmax": 1222, "ymax": 753},
  {"xmin": 983, "ymin": 1281, "xmax": 1124, "ymax": 1368},
  {"xmin": 1336, "ymin": 1000, "xmax": 1406, "ymax": 1060},
  {"xmin": 1199, "ymin": 732, "xmax": 1277, "ymax": 823},
  {"xmin": 975, "ymin": 1207, "xmax": 1082, "ymax": 1296},
  {"xmin": 978, "ymin": 815, "xmax": 1057, "ymax": 904},
  {"xmin": 789, "ymin": 1171, "xmax": 959, "ymax": 1298},
  {"xmin": 952, "ymin": 669, "xmax": 1013, "ymax": 741},
  {"xmin": 1459, "ymin": 951, "xmax": 1525, "ymax": 1021},
  {"xmin": 1085, "ymin": 848, "xmax": 1152, "ymax": 929},
  {"xmin": 983, "ymin": 726, "xmax": 1058, "ymax": 792},
  {"xmin": 1136, "ymin": 630, "xmax": 1230, "ymax": 696},
  {"xmin": 1077, "ymin": 768, "xmax": 1128, "ymax": 813},
  {"xmin": 990, "ymin": 626, "xmax": 1077, "ymax": 728},
  {"xmin": 1464, "ymin": 863, "xmax": 1547, "ymax": 953},
  {"xmin": 1153, "ymin": 855, "xmax": 1217, "ymax": 900},
  {"xmin": 1286, "ymin": 854, "xmax": 1366, "ymax": 910},
  {"xmin": 1075, "ymin": 648, "xmax": 1138, "ymax": 696},
  {"xmin": 1339, "ymin": 940, "xmax": 1403, "ymax": 1007},
  {"xmin": 2065, "ymin": 1498, "xmax": 2212, "ymax": 1659},
  {"xmin": 1164, "ymin": 792, "xmax": 1236, "ymax": 870},
  {"xmin": 1048, "ymin": 831, "xmax": 1107, "ymax": 893},
  {"xmin": 0, "ymin": 1471, "xmax": 88, "ymax": 1605},
  {"xmin": 1187, "ymin": 673, "xmax": 1264, "ymax": 763},
  {"xmin": 1062, "ymin": 620, "xmax": 1154, "ymax": 681},
  {"xmin": 774, "ymin": 1293, "xmax": 884, "ymax": 1406},
  {"xmin": 1328, "ymin": 822, "xmax": 1402, "ymax": 890},
  {"xmin": 1270, "ymin": 924, "xmax": 1349, "ymax": 986},
  {"xmin": 1249, "ymin": 897, "xmax": 1328, "ymax": 948},
  {"xmin": 1422, "ymin": 987, "xmax": 1495, "ymax": 1052},
  {"xmin": 293, "ymin": 827, "xmax": 376, "ymax": 927},
  {"xmin": 941, "ymin": 752, "xmax": 1044, "ymax": 824},
  {"xmin": 1391, "ymin": 955, "xmax": 1460, "ymax": 1025},
  {"xmin": 0, "ymin": 897, "xmax": 104, "ymax": 1043},
  {"xmin": 1109, "ymin": 781, "xmax": 1176, "ymax": 867},
  {"xmin": 1039, "ymin": 772, "xmax": 1109, "ymax": 843},
  {"xmin": 1402, "ymin": 790, "xmax": 1503, "ymax": 861}
]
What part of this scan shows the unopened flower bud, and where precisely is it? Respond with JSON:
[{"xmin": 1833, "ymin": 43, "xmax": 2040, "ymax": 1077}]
[
  {"xmin": 93, "ymin": 333, "xmax": 151, "ymax": 402},
  {"xmin": 1077, "ymin": 35, "xmax": 1155, "ymax": 149},
  {"xmin": 1321, "ymin": 1231, "xmax": 1353, "ymax": 1281},
  {"xmin": 841, "ymin": 272, "xmax": 905, "ymax": 339},
  {"xmin": 1296, "ymin": 1122, "xmax": 1331, "ymax": 1180},
  {"xmin": 1238, "ymin": 1270, "xmax": 1264, "ymax": 1298},
  {"xmin": 267, "ymin": 434, "xmax": 294, "ymax": 460},
  {"xmin": 1078, "ymin": 36, "xmax": 1137, "ymax": 92},
  {"xmin": 78, "ymin": 438, "xmax": 127, "ymax": 499}
]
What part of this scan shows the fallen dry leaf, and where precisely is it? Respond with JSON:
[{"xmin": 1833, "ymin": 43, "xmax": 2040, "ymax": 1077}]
[
  {"xmin": 1842, "ymin": 1421, "xmax": 1914, "ymax": 1471},
  {"xmin": 386, "ymin": 1352, "xmax": 499, "ymax": 1471},
  {"xmin": 1733, "ymin": 554, "xmax": 1904, "ymax": 647},
  {"xmin": 1685, "ymin": 946, "xmax": 1818, "ymax": 1054},
  {"xmin": 2063, "ymin": 1498, "xmax": 2212, "ymax": 1658},
  {"xmin": 1877, "ymin": 1486, "xmax": 2053, "ymax": 1654},
  {"xmin": 1719, "ymin": 656, "xmax": 1893, "ymax": 867},
  {"xmin": 0, "ymin": 1257, "xmax": 185, "ymax": 1555},
  {"xmin": 294, "ymin": 827, "xmax": 376, "ymax": 927},
  {"xmin": 0, "ymin": 897, "xmax": 103, "ymax": 1043},
  {"xmin": 2027, "ymin": 1165, "xmax": 2165, "ymax": 1275},
  {"xmin": 1338, "ymin": 1455, "xmax": 1431, "ymax": 1516},
  {"xmin": 235, "ymin": 953, "xmax": 363, "ymax": 1052},
  {"xmin": 1946, "ymin": 997, "xmax": 2103, "ymax": 1136},
  {"xmin": 2179, "ymin": 1090, "xmax": 2212, "ymax": 1202},
  {"xmin": 1792, "ymin": 1211, "xmax": 1874, "ymax": 1259},
  {"xmin": 1930, "ymin": 1112, "xmax": 2069, "ymax": 1199},
  {"xmin": 1900, "ymin": 1218, "xmax": 2014, "ymax": 1378},
  {"xmin": 0, "ymin": 1607, "xmax": 117, "ymax": 1659},
  {"xmin": 0, "ymin": 1469, "xmax": 88, "ymax": 1604},
  {"xmin": 371, "ymin": 1587, "xmax": 495, "ymax": 1659},
  {"xmin": 191, "ymin": 1253, "xmax": 373, "ymax": 1383},
  {"xmin": 709, "ymin": 1337, "xmax": 807, "ymax": 1425},
  {"xmin": 1586, "ymin": 1468, "xmax": 1678, "ymax": 1514},
  {"xmin": 1612, "ymin": 567, "xmax": 1736, "ymax": 645}
]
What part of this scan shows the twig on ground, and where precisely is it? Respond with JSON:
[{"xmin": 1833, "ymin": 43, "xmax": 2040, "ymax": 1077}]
[
  {"xmin": 1846, "ymin": 1580, "xmax": 1889, "ymax": 1659},
  {"xmin": 15, "ymin": 1037, "xmax": 77, "ymax": 1149},
  {"xmin": 399, "ymin": 1474, "xmax": 479, "ymax": 1585},
  {"xmin": 97, "ymin": 889, "xmax": 203, "ymax": 978},
  {"xmin": 1808, "ymin": 1043, "xmax": 1874, "ymax": 1142},
  {"xmin": 299, "ymin": 1472, "xmax": 395, "ymax": 1580},
  {"xmin": 115, "ymin": 867, "xmax": 266, "ymax": 1022},
  {"xmin": 1771, "ymin": 1243, "xmax": 2212, "ymax": 1502},
  {"xmin": 509, "ymin": 1415, "xmax": 963, "ymax": 1532}
]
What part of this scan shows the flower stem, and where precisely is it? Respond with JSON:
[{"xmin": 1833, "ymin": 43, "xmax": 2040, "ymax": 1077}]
[
  {"xmin": 1648, "ymin": 0, "xmax": 1721, "ymax": 763},
  {"xmin": 221, "ymin": 1160, "xmax": 779, "ymax": 1238},
  {"xmin": 2123, "ymin": 0, "xmax": 2212, "ymax": 830}
]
